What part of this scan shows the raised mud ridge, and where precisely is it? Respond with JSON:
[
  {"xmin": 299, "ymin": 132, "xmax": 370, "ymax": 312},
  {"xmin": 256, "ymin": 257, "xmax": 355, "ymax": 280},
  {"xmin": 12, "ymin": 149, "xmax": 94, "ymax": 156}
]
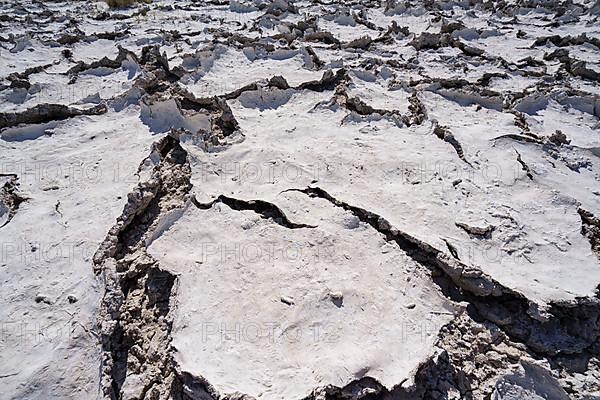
[
  {"xmin": 0, "ymin": 173, "xmax": 26, "ymax": 228},
  {"xmin": 0, "ymin": 103, "xmax": 107, "ymax": 130},
  {"xmin": 579, "ymin": 208, "xmax": 600, "ymax": 258},
  {"xmin": 94, "ymin": 133, "xmax": 192, "ymax": 400}
]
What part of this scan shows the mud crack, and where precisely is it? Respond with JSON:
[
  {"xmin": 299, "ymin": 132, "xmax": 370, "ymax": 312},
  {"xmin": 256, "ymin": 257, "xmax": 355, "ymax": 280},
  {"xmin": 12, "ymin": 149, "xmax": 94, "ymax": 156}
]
[
  {"xmin": 286, "ymin": 186, "xmax": 600, "ymax": 369},
  {"xmin": 94, "ymin": 132, "xmax": 192, "ymax": 400},
  {"xmin": 432, "ymin": 121, "xmax": 471, "ymax": 165},
  {"xmin": 515, "ymin": 149, "xmax": 534, "ymax": 180},
  {"xmin": 192, "ymin": 194, "xmax": 316, "ymax": 229}
]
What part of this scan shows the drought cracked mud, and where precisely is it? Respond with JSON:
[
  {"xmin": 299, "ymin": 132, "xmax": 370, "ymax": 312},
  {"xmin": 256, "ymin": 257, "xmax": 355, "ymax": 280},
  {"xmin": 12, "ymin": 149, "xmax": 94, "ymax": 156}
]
[
  {"xmin": 94, "ymin": 134, "xmax": 191, "ymax": 399},
  {"xmin": 1, "ymin": 0, "xmax": 600, "ymax": 399}
]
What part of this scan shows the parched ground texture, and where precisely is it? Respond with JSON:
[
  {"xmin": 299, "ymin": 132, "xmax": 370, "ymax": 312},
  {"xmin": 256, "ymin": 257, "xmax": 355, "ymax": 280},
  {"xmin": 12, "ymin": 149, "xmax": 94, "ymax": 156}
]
[{"xmin": 1, "ymin": 0, "xmax": 600, "ymax": 399}]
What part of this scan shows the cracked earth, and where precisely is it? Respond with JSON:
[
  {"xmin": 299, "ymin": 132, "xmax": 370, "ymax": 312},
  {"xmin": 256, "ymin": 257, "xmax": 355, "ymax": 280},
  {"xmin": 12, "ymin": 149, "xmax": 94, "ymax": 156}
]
[{"xmin": 1, "ymin": 0, "xmax": 600, "ymax": 399}]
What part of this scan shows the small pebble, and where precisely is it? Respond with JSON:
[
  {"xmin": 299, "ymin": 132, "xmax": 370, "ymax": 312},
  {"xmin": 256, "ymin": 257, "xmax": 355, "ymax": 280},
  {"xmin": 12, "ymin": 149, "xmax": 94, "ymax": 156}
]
[
  {"xmin": 280, "ymin": 296, "xmax": 294, "ymax": 306},
  {"xmin": 330, "ymin": 291, "xmax": 344, "ymax": 307},
  {"xmin": 35, "ymin": 294, "xmax": 53, "ymax": 305}
]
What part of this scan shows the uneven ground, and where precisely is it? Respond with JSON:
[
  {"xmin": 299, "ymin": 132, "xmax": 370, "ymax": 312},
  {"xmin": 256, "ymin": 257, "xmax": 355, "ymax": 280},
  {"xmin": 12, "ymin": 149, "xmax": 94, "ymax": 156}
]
[{"xmin": 1, "ymin": 0, "xmax": 600, "ymax": 399}]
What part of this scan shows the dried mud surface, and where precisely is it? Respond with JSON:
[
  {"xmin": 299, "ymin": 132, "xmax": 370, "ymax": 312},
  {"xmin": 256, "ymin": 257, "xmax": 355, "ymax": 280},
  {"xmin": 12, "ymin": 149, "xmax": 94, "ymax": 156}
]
[{"xmin": 1, "ymin": 0, "xmax": 600, "ymax": 399}]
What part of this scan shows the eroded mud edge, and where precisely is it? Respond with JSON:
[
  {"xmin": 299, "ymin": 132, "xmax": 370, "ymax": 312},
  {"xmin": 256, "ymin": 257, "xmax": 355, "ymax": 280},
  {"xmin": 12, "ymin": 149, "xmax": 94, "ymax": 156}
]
[{"xmin": 92, "ymin": 132, "xmax": 599, "ymax": 400}]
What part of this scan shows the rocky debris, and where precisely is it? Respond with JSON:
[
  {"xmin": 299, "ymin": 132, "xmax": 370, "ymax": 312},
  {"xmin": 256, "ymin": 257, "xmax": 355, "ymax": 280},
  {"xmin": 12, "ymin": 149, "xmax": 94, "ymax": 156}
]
[
  {"xmin": 404, "ymin": 92, "xmax": 428, "ymax": 126},
  {"xmin": 329, "ymin": 291, "xmax": 344, "ymax": 307},
  {"xmin": 296, "ymin": 68, "xmax": 349, "ymax": 92},
  {"xmin": 409, "ymin": 32, "xmax": 453, "ymax": 51},
  {"xmin": 302, "ymin": 46, "xmax": 324, "ymax": 70},
  {"xmin": 409, "ymin": 31, "xmax": 485, "ymax": 57},
  {"xmin": 304, "ymin": 31, "xmax": 341, "ymax": 45},
  {"xmin": 548, "ymin": 130, "xmax": 571, "ymax": 146},
  {"xmin": 34, "ymin": 294, "xmax": 53, "ymax": 305},
  {"xmin": 578, "ymin": 208, "xmax": 600, "ymax": 257},
  {"xmin": 309, "ymin": 378, "xmax": 384, "ymax": 400},
  {"xmin": 0, "ymin": 174, "xmax": 26, "ymax": 228},
  {"xmin": 544, "ymin": 48, "xmax": 600, "ymax": 83},
  {"xmin": 395, "ymin": 315, "xmax": 527, "ymax": 399},
  {"xmin": 512, "ymin": 111, "xmax": 530, "ymax": 133},
  {"xmin": 533, "ymin": 33, "xmax": 600, "ymax": 49},
  {"xmin": 280, "ymin": 295, "xmax": 294, "ymax": 306},
  {"xmin": 343, "ymin": 35, "xmax": 373, "ymax": 50}
]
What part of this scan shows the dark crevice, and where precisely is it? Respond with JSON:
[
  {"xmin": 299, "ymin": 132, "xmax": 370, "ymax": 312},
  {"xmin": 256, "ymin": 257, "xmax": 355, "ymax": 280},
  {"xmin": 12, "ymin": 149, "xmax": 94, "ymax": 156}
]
[
  {"xmin": 114, "ymin": 135, "xmax": 190, "ymax": 259},
  {"xmin": 192, "ymin": 194, "xmax": 316, "ymax": 229},
  {"xmin": 56, "ymin": 29, "xmax": 131, "ymax": 46},
  {"xmin": 303, "ymin": 45, "xmax": 324, "ymax": 69},
  {"xmin": 433, "ymin": 122, "xmax": 471, "ymax": 165},
  {"xmin": 443, "ymin": 238, "xmax": 461, "ymax": 260},
  {"xmin": 0, "ymin": 103, "xmax": 107, "ymax": 131},
  {"xmin": 515, "ymin": 149, "xmax": 534, "ymax": 180}
]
